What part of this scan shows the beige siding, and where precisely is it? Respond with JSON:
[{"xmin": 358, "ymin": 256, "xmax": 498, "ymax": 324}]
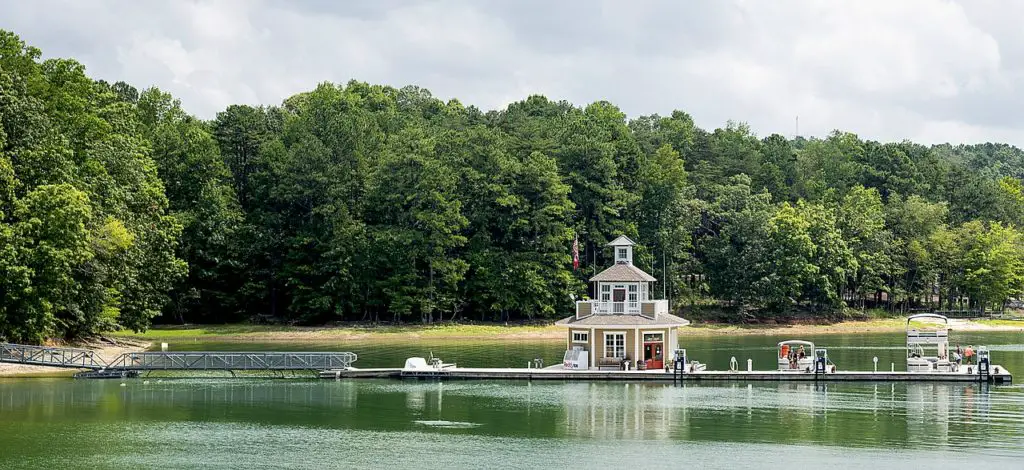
[
  {"xmin": 577, "ymin": 302, "xmax": 592, "ymax": 317},
  {"xmin": 640, "ymin": 302, "xmax": 655, "ymax": 316}
]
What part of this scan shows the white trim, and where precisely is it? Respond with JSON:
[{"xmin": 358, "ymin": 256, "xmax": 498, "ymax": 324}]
[
  {"xmin": 603, "ymin": 331, "xmax": 627, "ymax": 359},
  {"xmin": 571, "ymin": 330, "xmax": 589, "ymax": 344},
  {"xmin": 589, "ymin": 329, "xmax": 596, "ymax": 369},
  {"xmin": 640, "ymin": 330, "xmax": 665, "ymax": 343},
  {"xmin": 633, "ymin": 328, "xmax": 640, "ymax": 364},
  {"xmin": 589, "ymin": 330, "xmax": 596, "ymax": 368}
]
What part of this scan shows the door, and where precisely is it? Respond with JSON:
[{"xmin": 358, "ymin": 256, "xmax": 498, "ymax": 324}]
[
  {"xmin": 612, "ymin": 289, "xmax": 626, "ymax": 313},
  {"xmin": 643, "ymin": 342, "xmax": 664, "ymax": 369},
  {"xmin": 643, "ymin": 332, "xmax": 664, "ymax": 369}
]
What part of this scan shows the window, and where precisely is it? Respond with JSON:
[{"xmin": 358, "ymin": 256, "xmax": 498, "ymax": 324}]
[
  {"xmin": 605, "ymin": 333, "xmax": 625, "ymax": 358},
  {"xmin": 617, "ymin": 248, "xmax": 627, "ymax": 261},
  {"xmin": 600, "ymin": 284, "xmax": 610, "ymax": 302},
  {"xmin": 572, "ymin": 331, "xmax": 589, "ymax": 343},
  {"xmin": 643, "ymin": 333, "xmax": 663, "ymax": 343}
]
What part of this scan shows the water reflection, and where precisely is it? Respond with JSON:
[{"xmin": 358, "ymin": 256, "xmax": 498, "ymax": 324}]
[{"xmin": 2, "ymin": 378, "xmax": 1023, "ymax": 456}]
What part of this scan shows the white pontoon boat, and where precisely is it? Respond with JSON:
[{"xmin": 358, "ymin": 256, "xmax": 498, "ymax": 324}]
[
  {"xmin": 778, "ymin": 340, "xmax": 815, "ymax": 372},
  {"xmin": 906, "ymin": 314, "xmax": 955, "ymax": 373}
]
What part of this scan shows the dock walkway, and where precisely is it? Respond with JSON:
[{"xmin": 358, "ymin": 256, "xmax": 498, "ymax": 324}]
[{"xmin": 320, "ymin": 367, "xmax": 1012, "ymax": 384}]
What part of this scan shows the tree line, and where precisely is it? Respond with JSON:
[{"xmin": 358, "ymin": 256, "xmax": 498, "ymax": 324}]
[{"xmin": 2, "ymin": 31, "xmax": 1023, "ymax": 342}]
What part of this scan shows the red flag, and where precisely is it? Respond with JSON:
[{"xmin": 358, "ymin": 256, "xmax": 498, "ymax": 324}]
[{"xmin": 572, "ymin": 234, "xmax": 580, "ymax": 270}]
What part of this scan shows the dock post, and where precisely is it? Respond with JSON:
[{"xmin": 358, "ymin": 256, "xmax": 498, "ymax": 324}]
[
  {"xmin": 873, "ymin": 357, "xmax": 878, "ymax": 373},
  {"xmin": 746, "ymin": 359, "xmax": 752, "ymax": 372},
  {"xmin": 891, "ymin": 363, "xmax": 895, "ymax": 372}
]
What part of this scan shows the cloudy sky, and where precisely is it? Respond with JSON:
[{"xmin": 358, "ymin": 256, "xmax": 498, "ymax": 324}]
[{"xmin": 3, "ymin": 0, "xmax": 1023, "ymax": 145}]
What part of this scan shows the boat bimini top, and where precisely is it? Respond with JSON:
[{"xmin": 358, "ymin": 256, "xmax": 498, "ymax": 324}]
[
  {"xmin": 906, "ymin": 313, "xmax": 949, "ymax": 340},
  {"xmin": 778, "ymin": 340, "xmax": 815, "ymax": 353}
]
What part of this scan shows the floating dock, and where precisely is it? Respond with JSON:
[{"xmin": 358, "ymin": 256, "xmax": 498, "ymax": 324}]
[{"xmin": 319, "ymin": 366, "xmax": 1012, "ymax": 384}]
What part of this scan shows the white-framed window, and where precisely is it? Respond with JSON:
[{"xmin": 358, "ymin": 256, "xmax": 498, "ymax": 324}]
[
  {"xmin": 643, "ymin": 332, "xmax": 663, "ymax": 343},
  {"xmin": 604, "ymin": 332, "xmax": 626, "ymax": 358},
  {"xmin": 572, "ymin": 331, "xmax": 589, "ymax": 343},
  {"xmin": 600, "ymin": 284, "xmax": 611, "ymax": 302},
  {"xmin": 617, "ymin": 248, "xmax": 627, "ymax": 261}
]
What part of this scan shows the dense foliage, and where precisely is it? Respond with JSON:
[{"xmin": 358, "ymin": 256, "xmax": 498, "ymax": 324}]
[{"xmin": 2, "ymin": 31, "xmax": 1024, "ymax": 341}]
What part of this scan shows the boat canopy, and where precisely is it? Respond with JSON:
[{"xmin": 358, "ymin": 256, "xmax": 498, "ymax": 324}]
[{"xmin": 906, "ymin": 313, "xmax": 949, "ymax": 326}]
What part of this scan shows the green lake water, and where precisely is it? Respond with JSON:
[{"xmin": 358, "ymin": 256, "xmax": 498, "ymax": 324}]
[{"xmin": 2, "ymin": 331, "xmax": 1024, "ymax": 469}]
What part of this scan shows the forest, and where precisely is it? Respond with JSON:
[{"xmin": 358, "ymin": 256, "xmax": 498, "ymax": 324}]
[{"xmin": 2, "ymin": 30, "xmax": 1024, "ymax": 343}]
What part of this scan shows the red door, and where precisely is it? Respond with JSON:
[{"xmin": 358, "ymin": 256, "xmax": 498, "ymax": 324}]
[{"xmin": 644, "ymin": 342, "xmax": 663, "ymax": 369}]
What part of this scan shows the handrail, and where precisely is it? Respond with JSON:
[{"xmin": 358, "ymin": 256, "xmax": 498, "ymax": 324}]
[{"xmin": 104, "ymin": 351, "xmax": 359, "ymax": 371}]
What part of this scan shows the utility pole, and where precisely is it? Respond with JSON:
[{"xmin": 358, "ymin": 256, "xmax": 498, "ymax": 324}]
[{"xmin": 795, "ymin": 115, "xmax": 799, "ymax": 138}]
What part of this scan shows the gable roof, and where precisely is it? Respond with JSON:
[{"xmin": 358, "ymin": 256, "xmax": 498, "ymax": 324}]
[
  {"xmin": 589, "ymin": 263, "xmax": 657, "ymax": 282},
  {"xmin": 606, "ymin": 235, "xmax": 636, "ymax": 247},
  {"xmin": 555, "ymin": 311, "xmax": 690, "ymax": 327}
]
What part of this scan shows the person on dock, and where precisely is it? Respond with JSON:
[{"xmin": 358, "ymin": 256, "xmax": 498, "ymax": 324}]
[
  {"xmin": 965, "ymin": 345, "xmax": 975, "ymax": 365},
  {"xmin": 955, "ymin": 344, "xmax": 963, "ymax": 365}
]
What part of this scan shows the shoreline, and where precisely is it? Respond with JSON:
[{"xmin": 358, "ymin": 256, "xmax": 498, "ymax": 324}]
[
  {"xmin": 105, "ymin": 318, "xmax": 1024, "ymax": 343},
  {"xmin": 3, "ymin": 319, "xmax": 1018, "ymax": 378}
]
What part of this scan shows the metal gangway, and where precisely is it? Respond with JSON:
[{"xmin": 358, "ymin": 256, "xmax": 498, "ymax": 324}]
[
  {"xmin": 0, "ymin": 343, "xmax": 357, "ymax": 374},
  {"xmin": 104, "ymin": 351, "xmax": 359, "ymax": 371},
  {"xmin": 0, "ymin": 343, "xmax": 106, "ymax": 369}
]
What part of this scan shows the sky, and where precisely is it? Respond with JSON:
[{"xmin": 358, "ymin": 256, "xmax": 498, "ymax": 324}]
[{"xmin": 3, "ymin": 0, "xmax": 1023, "ymax": 146}]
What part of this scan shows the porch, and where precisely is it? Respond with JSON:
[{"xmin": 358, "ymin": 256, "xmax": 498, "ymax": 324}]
[{"xmin": 575, "ymin": 299, "xmax": 669, "ymax": 319}]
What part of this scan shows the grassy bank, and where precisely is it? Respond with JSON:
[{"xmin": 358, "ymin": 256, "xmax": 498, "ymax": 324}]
[{"xmin": 109, "ymin": 318, "xmax": 1024, "ymax": 343}]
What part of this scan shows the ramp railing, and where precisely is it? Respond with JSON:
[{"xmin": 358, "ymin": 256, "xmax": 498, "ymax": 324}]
[
  {"xmin": 0, "ymin": 343, "xmax": 105, "ymax": 369},
  {"xmin": 1, "ymin": 343, "xmax": 358, "ymax": 372},
  {"xmin": 104, "ymin": 351, "xmax": 359, "ymax": 371}
]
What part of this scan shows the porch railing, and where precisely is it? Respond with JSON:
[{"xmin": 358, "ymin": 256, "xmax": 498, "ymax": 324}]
[{"xmin": 576, "ymin": 300, "xmax": 668, "ymax": 320}]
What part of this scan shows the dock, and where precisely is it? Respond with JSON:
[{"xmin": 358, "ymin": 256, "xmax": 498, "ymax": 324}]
[
  {"xmin": 319, "ymin": 366, "xmax": 1012, "ymax": 384},
  {"xmin": 2, "ymin": 342, "xmax": 1011, "ymax": 384}
]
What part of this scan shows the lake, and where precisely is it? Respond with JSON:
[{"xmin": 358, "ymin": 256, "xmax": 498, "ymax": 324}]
[{"xmin": 1, "ymin": 331, "xmax": 1023, "ymax": 469}]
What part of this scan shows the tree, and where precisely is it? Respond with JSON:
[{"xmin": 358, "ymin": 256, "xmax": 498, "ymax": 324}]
[
  {"xmin": 834, "ymin": 186, "xmax": 892, "ymax": 309},
  {"xmin": 137, "ymin": 87, "xmax": 244, "ymax": 323}
]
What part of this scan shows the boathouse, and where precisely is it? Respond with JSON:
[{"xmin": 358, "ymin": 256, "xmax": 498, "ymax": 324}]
[{"xmin": 556, "ymin": 236, "xmax": 689, "ymax": 370}]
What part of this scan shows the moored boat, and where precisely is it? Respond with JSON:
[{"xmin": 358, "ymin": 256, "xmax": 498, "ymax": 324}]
[
  {"xmin": 906, "ymin": 314, "xmax": 955, "ymax": 373},
  {"xmin": 777, "ymin": 340, "xmax": 815, "ymax": 372}
]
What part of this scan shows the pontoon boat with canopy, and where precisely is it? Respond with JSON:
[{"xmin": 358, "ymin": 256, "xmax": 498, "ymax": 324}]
[{"xmin": 906, "ymin": 313, "xmax": 955, "ymax": 372}]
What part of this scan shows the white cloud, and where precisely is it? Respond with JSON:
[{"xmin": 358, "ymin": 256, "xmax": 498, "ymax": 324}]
[{"xmin": 2, "ymin": 0, "xmax": 1023, "ymax": 146}]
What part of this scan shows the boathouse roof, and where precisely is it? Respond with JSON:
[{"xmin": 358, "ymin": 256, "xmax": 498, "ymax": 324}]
[
  {"xmin": 606, "ymin": 235, "xmax": 636, "ymax": 246},
  {"xmin": 589, "ymin": 263, "xmax": 657, "ymax": 283},
  {"xmin": 555, "ymin": 311, "xmax": 690, "ymax": 327}
]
